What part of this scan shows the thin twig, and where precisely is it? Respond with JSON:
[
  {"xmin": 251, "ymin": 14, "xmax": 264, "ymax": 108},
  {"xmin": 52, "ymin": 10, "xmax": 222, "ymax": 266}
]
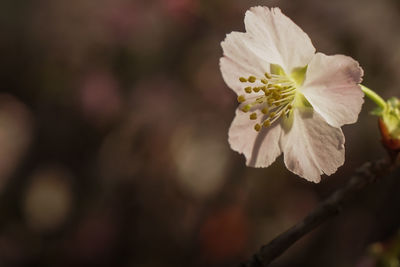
[{"xmin": 240, "ymin": 158, "xmax": 398, "ymax": 267}]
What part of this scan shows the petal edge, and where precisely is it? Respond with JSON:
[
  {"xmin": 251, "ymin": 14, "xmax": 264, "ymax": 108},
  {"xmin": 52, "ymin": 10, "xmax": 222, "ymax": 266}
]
[
  {"xmin": 280, "ymin": 108, "xmax": 345, "ymax": 183},
  {"xmin": 302, "ymin": 53, "xmax": 364, "ymax": 127}
]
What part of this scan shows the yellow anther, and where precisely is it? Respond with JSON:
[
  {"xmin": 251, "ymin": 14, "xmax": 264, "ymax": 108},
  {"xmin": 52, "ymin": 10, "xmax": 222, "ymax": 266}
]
[
  {"xmin": 274, "ymin": 85, "xmax": 283, "ymax": 90},
  {"xmin": 244, "ymin": 87, "xmax": 252, "ymax": 93},
  {"xmin": 264, "ymin": 90, "xmax": 271, "ymax": 96},
  {"xmin": 263, "ymin": 120, "xmax": 271, "ymax": 127},
  {"xmin": 265, "ymin": 72, "xmax": 271, "ymax": 79},
  {"xmin": 267, "ymin": 98, "xmax": 274, "ymax": 105},
  {"xmin": 269, "ymin": 112, "xmax": 276, "ymax": 118},
  {"xmin": 261, "ymin": 79, "xmax": 268, "ymax": 84},
  {"xmin": 250, "ymin": 113, "xmax": 257, "ymax": 120},
  {"xmin": 248, "ymin": 76, "xmax": 256, "ymax": 83},
  {"xmin": 253, "ymin": 87, "xmax": 261, "ymax": 93},
  {"xmin": 261, "ymin": 107, "xmax": 269, "ymax": 114},
  {"xmin": 267, "ymin": 84, "xmax": 274, "ymax": 89},
  {"xmin": 239, "ymin": 77, "xmax": 247, "ymax": 82},
  {"xmin": 261, "ymin": 86, "xmax": 267, "ymax": 92},
  {"xmin": 241, "ymin": 104, "xmax": 251, "ymax": 112},
  {"xmin": 287, "ymin": 104, "xmax": 292, "ymax": 110},
  {"xmin": 237, "ymin": 95, "xmax": 246, "ymax": 103},
  {"xmin": 254, "ymin": 123, "xmax": 261, "ymax": 132}
]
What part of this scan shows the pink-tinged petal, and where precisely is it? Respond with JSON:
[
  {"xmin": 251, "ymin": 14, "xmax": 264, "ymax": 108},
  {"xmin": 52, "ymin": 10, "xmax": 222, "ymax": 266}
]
[
  {"xmin": 228, "ymin": 109, "xmax": 281, "ymax": 167},
  {"xmin": 244, "ymin": 7, "xmax": 315, "ymax": 73},
  {"xmin": 280, "ymin": 108, "xmax": 345, "ymax": 183},
  {"xmin": 220, "ymin": 32, "xmax": 269, "ymax": 95},
  {"xmin": 301, "ymin": 53, "xmax": 364, "ymax": 127}
]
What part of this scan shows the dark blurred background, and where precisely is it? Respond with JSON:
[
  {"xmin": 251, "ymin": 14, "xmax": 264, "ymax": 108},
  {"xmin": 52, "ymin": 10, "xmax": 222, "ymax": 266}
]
[{"xmin": 2, "ymin": 0, "xmax": 400, "ymax": 266}]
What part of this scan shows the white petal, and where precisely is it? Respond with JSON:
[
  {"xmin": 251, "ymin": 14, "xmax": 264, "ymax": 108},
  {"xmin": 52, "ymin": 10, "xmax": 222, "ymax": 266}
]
[
  {"xmin": 220, "ymin": 32, "xmax": 269, "ymax": 95},
  {"xmin": 228, "ymin": 108, "xmax": 281, "ymax": 167},
  {"xmin": 244, "ymin": 7, "xmax": 316, "ymax": 73},
  {"xmin": 301, "ymin": 53, "xmax": 364, "ymax": 127},
  {"xmin": 280, "ymin": 108, "xmax": 345, "ymax": 183}
]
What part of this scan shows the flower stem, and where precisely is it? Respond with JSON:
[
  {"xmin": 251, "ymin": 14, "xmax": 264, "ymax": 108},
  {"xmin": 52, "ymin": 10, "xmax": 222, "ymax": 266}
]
[
  {"xmin": 361, "ymin": 85, "xmax": 386, "ymax": 109},
  {"xmin": 240, "ymin": 158, "xmax": 397, "ymax": 267}
]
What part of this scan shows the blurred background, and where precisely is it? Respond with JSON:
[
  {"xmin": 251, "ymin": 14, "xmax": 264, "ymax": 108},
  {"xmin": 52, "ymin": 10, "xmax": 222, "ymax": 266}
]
[{"xmin": 2, "ymin": 0, "xmax": 400, "ymax": 266}]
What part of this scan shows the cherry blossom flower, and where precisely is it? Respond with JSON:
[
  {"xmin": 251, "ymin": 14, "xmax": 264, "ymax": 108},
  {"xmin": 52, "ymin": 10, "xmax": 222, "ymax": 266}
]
[{"xmin": 220, "ymin": 7, "xmax": 364, "ymax": 182}]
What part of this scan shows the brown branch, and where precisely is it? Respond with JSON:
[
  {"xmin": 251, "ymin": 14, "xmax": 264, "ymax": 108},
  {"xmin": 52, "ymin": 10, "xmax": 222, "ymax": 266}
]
[{"xmin": 240, "ymin": 158, "xmax": 399, "ymax": 267}]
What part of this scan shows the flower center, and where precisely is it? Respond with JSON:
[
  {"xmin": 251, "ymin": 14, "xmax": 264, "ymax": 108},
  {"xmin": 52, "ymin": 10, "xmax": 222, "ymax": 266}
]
[{"xmin": 237, "ymin": 70, "xmax": 298, "ymax": 131}]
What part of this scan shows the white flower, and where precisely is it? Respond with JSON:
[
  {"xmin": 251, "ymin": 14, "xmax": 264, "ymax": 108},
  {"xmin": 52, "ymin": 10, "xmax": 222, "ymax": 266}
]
[{"xmin": 220, "ymin": 7, "xmax": 364, "ymax": 182}]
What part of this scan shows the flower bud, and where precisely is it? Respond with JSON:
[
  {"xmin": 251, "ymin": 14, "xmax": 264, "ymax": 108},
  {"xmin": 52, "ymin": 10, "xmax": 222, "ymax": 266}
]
[{"xmin": 373, "ymin": 97, "xmax": 400, "ymax": 153}]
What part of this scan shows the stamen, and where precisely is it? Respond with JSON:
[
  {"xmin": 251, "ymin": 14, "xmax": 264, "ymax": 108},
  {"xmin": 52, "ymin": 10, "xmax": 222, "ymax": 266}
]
[
  {"xmin": 269, "ymin": 112, "xmax": 276, "ymax": 118},
  {"xmin": 261, "ymin": 107, "xmax": 269, "ymax": 114},
  {"xmin": 273, "ymin": 98, "xmax": 291, "ymax": 105},
  {"xmin": 241, "ymin": 104, "xmax": 251, "ymax": 112},
  {"xmin": 248, "ymin": 76, "xmax": 257, "ymax": 83},
  {"xmin": 244, "ymin": 87, "xmax": 252, "ymax": 94},
  {"xmin": 281, "ymin": 90, "xmax": 296, "ymax": 96},
  {"xmin": 236, "ymin": 69, "xmax": 298, "ymax": 132},
  {"xmin": 237, "ymin": 95, "xmax": 246, "ymax": 103},
  {"xmin": 250, "ymin": 113, "xmax": 257, "ymax": 120},
  {"xmin": 263, "ymin": 120, "xmax": 271, "ymax": 127}
]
